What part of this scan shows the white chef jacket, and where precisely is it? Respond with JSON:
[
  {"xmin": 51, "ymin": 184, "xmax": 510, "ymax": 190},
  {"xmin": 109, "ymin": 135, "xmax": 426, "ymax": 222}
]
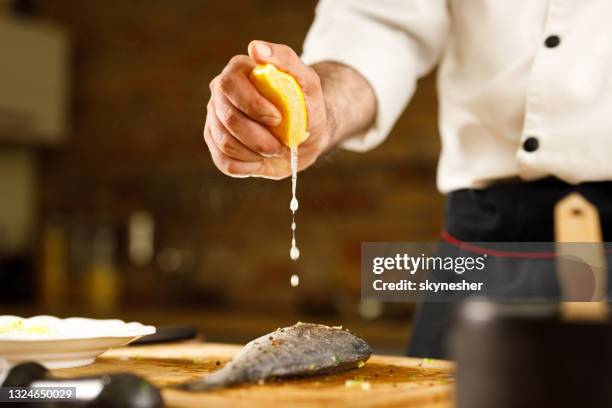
[{"xmin": 301, "ymin": 0, "xmax": 612, "ymax": 192}]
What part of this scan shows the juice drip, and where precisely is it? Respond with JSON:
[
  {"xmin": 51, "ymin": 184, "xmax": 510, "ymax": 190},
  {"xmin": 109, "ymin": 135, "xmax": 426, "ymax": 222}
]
[{"xmin": 289, "ymin": 146, "xmax": 300, "ymax": 263}]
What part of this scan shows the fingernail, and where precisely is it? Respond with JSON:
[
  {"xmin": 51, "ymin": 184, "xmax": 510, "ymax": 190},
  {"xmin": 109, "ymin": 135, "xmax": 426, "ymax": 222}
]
[
  {"xmin": 263, "ymin": 114, "xmax": 282, "ymax": 127},
  {"xmin": 273, "ymin": 146, "xmax": 288, "ymax": 157},
  {"xmin": 255, "ymin": 42, "xmax": 272, "ymax": 58}
]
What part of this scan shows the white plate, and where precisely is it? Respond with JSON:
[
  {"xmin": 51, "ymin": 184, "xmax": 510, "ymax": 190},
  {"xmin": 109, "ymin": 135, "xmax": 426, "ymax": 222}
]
[{"xmin": 0, "ymin": 315, "xmax": 155, "ymax": 369}]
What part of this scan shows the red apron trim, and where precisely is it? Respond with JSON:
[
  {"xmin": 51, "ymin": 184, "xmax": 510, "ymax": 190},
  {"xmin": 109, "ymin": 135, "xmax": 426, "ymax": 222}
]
[{"xmin": 440, "ymin": 231, "xmax": 558, "ymax": 259}]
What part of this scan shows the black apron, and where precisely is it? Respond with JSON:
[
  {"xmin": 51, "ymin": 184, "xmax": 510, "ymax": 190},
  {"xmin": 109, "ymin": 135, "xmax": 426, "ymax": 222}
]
[{"xmin": 407, "ymin": 178, "xmax": 612, "ymax": 359}]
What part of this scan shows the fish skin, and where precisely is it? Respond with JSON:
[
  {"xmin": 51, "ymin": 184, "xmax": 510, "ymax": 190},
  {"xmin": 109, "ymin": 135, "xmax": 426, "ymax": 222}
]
[{"xmin": 179, "ymin": 322, "xmax": 373, "ymax": 391}]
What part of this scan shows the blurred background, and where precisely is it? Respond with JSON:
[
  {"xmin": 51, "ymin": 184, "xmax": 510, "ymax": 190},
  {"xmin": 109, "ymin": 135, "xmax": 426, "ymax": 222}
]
[{"xmin": 0, "ymin": 0, "xmax": 442, "ymax": 355}]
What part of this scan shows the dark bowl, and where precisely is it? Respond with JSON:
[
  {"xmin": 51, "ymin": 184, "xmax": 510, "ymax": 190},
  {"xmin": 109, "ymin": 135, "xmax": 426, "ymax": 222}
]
[{"xmin": 451, "ymin": 302, "xmax": 612, "ymax": 408}]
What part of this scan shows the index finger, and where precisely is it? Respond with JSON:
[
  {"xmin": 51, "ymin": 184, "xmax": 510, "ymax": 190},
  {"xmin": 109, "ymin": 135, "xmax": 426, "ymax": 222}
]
[{"xmin": 218, "ymin": 56, "xmax": 283, "ymax": 127}]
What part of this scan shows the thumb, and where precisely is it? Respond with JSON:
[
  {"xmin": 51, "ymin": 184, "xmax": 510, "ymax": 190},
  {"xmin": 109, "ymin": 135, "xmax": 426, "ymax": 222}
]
[
  {"xmin": 249, "ymin": 40, "xmax": 274, "ymax": 61},
  {"xmin": 248, "ymin": 40, "xmax": 314, "ymax": 91}
]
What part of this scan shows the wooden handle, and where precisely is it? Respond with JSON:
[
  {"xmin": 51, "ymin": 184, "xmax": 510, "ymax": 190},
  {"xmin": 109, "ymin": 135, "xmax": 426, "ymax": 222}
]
[{"xmin": 554, "ymin": 192, "xmax": 608, "ymax": 321}]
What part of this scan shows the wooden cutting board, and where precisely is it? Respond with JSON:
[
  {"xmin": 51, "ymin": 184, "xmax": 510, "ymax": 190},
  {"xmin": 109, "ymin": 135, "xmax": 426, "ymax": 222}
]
[{"xmin": 52, "ymin": 342, "xmax": 454, "ymax": 408}]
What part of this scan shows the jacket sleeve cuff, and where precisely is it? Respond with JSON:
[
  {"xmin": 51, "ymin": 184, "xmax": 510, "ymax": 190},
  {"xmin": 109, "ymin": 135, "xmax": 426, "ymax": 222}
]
[{"xmin": 301, "ymin": 15, "xmax": 418, "ymax": 152}]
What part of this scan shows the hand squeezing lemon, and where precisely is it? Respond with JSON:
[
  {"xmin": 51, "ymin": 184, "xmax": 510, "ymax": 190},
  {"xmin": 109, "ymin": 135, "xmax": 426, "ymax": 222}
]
[
  {"xmin": 205, "ymin": 41, "xmax": 332, "ymax": 273},
  {"xmin": 250, "ymin": 63, "xmax": 307, "ymax": 270}
]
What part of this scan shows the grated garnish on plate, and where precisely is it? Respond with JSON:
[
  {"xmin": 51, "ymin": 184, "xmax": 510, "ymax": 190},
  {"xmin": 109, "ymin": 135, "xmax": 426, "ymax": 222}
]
[{"xmin": 0, "ymin": 319, "xmax": 52, "ymax": 335}]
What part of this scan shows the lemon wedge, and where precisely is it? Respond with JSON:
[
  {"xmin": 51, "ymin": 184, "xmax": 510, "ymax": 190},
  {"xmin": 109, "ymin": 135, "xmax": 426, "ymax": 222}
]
[{"xmin": 249, "ymin": 64, "xmax": 308, "ymax": 148}]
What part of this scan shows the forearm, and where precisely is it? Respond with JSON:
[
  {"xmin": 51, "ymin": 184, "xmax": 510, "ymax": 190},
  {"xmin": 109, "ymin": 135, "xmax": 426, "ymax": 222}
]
[{"xmin": 311, "ymin": 62, "xmax": 377, "ymax": 151}]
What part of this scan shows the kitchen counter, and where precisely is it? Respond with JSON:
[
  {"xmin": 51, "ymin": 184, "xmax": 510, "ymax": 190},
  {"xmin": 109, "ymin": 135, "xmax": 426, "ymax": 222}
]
[
  {"xmin": 52, "ymin": 342, "xmax": 454, "ymax": 407},
  {"xmin": 1, "ymin": 305, "xmax": 413, "ymax": 355}
]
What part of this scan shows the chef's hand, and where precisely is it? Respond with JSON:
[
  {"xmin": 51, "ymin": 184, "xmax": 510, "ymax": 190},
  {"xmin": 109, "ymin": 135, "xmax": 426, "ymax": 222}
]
[{"xmin": 204, "ymin": 41, "xmax": 331, "ymax": 179}]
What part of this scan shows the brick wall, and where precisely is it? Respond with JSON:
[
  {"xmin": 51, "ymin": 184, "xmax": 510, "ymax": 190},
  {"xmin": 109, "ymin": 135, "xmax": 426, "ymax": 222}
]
[{"xmin": 37, "ymin": 0, "xmax": 443, "ymax": 316}]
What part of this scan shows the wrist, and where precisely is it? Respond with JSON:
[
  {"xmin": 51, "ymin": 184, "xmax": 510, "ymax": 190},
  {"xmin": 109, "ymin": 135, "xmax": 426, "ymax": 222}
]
[
  {"xmin": 311, "ymin": 63, "xmax": 342, "ymax": 154},
  {"xmin": 310, "ymin": 61, "xmax": 376, "ymax": 153}
]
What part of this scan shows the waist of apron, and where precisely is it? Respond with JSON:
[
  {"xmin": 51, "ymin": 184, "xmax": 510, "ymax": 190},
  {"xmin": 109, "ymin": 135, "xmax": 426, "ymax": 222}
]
[{"xmin": 444, "ymin": 177, "xmax": 612, "ymax": 242}]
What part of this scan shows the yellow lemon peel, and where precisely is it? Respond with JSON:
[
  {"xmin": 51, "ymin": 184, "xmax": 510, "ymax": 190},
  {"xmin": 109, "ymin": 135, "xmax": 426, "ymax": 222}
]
[{"xmin": 249, "ymin": 64, "xmax": 308, "ymax": 148}]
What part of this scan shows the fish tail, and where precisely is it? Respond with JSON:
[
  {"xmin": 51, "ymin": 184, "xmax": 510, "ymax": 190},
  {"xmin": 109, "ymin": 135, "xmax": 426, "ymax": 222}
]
[{"xmin": 175, "ymin": 371, "xmax": 232, "ymax": 392}]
